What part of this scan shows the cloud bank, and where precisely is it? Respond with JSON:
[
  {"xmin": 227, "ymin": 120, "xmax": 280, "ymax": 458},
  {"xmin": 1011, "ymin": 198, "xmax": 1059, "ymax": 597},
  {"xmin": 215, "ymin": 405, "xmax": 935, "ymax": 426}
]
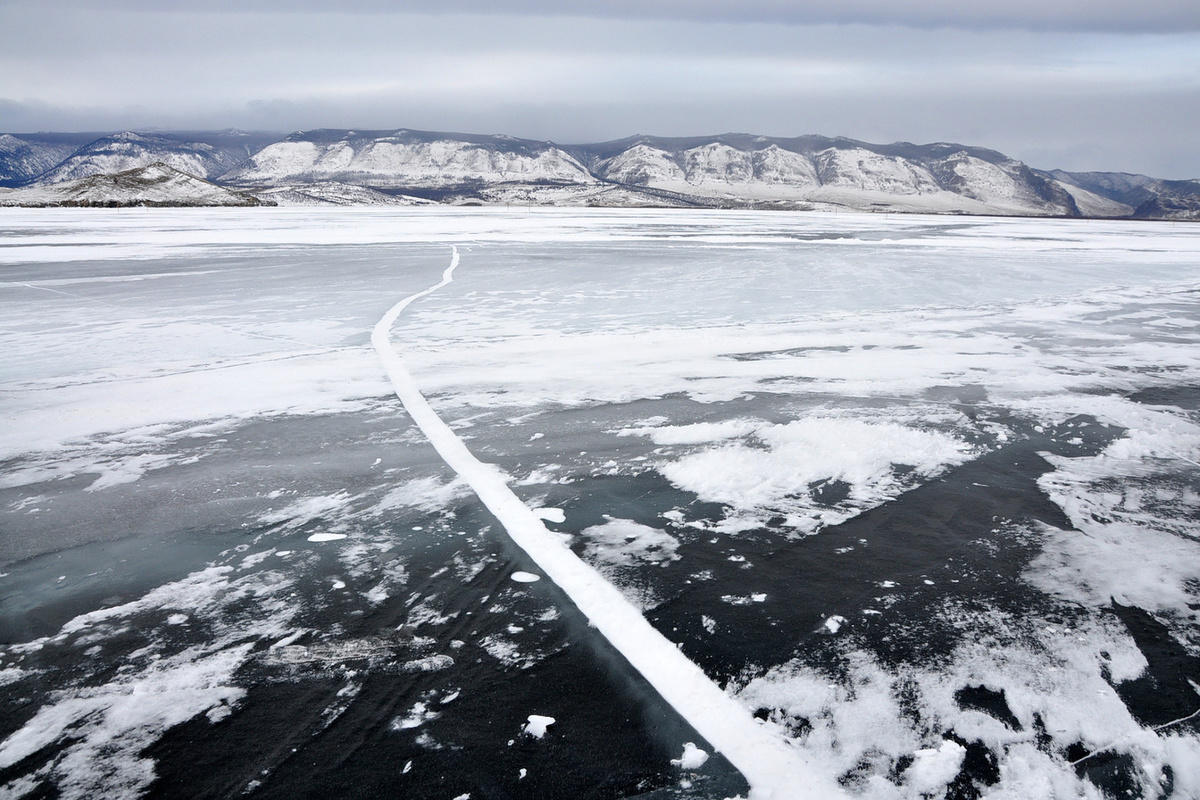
[{"xmin": 2, "ymin": 1, "xmax": 1198, "ymax": 177}]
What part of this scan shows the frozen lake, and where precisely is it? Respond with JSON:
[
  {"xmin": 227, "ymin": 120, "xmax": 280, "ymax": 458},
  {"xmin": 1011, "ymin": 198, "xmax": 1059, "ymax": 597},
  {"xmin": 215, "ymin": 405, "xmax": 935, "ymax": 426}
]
[{"xmin": 2, "ymin": 207, "xmax": 1199, "ymax": 799}]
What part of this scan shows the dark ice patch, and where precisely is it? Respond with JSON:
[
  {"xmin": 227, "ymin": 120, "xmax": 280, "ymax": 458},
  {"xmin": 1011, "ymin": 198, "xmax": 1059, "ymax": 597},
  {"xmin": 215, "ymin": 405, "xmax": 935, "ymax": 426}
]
[
  {"xmin": 1108, "ymin": 601, "xmax": 1200, "ymax": 731},
  {"xmin": 1067, "ymin": 745, "xmax": 1151, "ymax": 800},
  {"xmin": 1126, "ymin": 385, "xmax": 1200, "ymax": 414},
  {"xmin": 924, "ymin": 384, "xmax": 989, "ymax": 406},
  {"xmin": 954, "ymin": 685, "xmax": 1022, "ymax": 731}
]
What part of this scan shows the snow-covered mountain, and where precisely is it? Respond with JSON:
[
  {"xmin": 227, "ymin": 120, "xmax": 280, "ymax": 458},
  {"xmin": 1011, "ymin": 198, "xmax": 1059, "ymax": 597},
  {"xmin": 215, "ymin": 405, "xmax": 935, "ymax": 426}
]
[
  {"xmin": 1050, "ymin": 170, "xmax": 1200, "ymax": 219},
  {"xmin": 0, "ymin": 163, "xmax": 269, "ymax": 207},
  {"xmin": 222, "ymin": 129, "xmax": 597, "ymax": 192},
  {"xmin": 574, "ymin": 134, "xmax": 1080, "ymax": 216},
  {"xmin": 0, "ymin": 133, "xmax": 98, "ymax": 187},
  {"xmin": 34, "ymin": 131, "xmax": 251, "ymax": 184},
  {"xmin": 0, "ymin": 127, "xmax": 1196, "ymax": 217},
  {"xmin": 25, "ymin": 130, "xmax": 280, "ymax": 186}
]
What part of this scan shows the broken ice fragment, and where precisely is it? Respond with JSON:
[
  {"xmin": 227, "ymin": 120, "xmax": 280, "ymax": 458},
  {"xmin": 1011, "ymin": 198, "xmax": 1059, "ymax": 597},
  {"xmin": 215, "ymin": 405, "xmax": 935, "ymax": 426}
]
[
  {"xmin": 534, "ymin": 507, "xmax": 565, "ymax": 523},
  {"xmin": 522, "ymin": 714, "xmax": 556, "ymax": 739},
  {"xmin": 671, "ymin": 742, "xmax": 709, "ymax": 769}
]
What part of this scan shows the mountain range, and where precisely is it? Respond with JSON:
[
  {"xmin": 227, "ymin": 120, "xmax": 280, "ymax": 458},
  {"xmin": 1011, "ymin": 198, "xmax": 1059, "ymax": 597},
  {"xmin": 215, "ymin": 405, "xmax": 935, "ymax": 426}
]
[{"xmin": 1, "ymin": 128, "xmax": 1197, "ymax": 218}]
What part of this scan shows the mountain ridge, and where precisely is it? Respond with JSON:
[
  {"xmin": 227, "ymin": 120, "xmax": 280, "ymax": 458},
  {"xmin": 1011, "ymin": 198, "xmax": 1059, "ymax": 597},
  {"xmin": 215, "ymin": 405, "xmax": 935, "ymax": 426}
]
[
  {"xmin": 0, "ymin": 127, "xmax": 1196, "ymax": 218},
  {"xmin": 0, "ymin": 162, "xmax": 270, "ymax": 208}
]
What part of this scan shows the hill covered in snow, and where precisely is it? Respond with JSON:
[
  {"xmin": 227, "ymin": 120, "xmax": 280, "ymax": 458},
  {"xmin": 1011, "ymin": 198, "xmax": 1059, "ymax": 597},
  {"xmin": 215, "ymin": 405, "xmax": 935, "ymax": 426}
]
[{"xmin": 0, "ymin": 162, "xmax": 270, "ymax": 207}]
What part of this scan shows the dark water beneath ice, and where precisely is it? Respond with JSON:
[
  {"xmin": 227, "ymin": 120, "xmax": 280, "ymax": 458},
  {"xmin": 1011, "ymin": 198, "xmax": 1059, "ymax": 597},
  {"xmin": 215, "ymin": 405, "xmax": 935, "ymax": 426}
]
[{"xmin": 5, "ymin": 386, "xmax": 1197, "ymax": 799}]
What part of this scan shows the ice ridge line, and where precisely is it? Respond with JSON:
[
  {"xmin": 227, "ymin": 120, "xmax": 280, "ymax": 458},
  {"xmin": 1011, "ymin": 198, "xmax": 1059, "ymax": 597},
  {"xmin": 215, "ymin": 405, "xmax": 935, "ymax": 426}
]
[{"xmin": 371, "ymin": 246, "xmax": 843, "ymax": 800}]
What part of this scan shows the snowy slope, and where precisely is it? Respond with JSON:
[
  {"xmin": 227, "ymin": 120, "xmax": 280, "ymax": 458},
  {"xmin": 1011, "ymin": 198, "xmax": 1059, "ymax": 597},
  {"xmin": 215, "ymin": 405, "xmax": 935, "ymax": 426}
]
[
  {"xmin": 813, "ymin": 147, "xmax": 941, "ymax": 195},
  {"xmin": 252, "ymin": 182, "xmax": 436, "ymax": 207},
  {"xmin": 1050, "ymin": 170, "xmax": 1200, "ymax": 220},
  {"xmin": 1, "ymin": 163, "xmax": 269, "ymax": 207},
  {"xmin": 1051, "ymin": 180, "xmax": 1134, "ymax": 218},
  {"xmin": 598, "ymin": 144, "xmax": 688, "ymax": 186},
  {"xmin": 222, "ymin": 129, "xmax": 597, "ymax": 190},
  {"xmin": 0, "ymin": 134, "xmax": 96, "ymax": 187},
  {"xmin": 1131, "ymin": 179, "xmax": 1200, "ymax": 219},
  {"xmin": 36, "ymin": 132, "xmax": 245, "ymax": 184}
]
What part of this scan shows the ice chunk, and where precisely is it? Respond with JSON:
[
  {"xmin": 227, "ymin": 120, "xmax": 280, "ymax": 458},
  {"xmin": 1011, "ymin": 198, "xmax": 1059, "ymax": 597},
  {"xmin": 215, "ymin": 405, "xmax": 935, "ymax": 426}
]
[
  {"xmin": 510, "ymin": 571, "xmax": 540, "ymax": 583},
  {"xmin": 392, "ymin": 701, "xmax": 441, "ymax": 730},
  {"xmin": 533, "ymin": 507, "xmax": 565, "ymax": 523},
  {"xmin": 522, "ymin": 714, "xmax": 556, "ymax": 739},
  {"xmin": 720, "ymin": 593, "xmax": 767, "ymax": 605},
  {"xmin": 307, "ymin": 533, "xmax": 347, "ymax": 542},
  {"xmin": 671, "ymin": 742, "xmax": 710, "ymax": 769}
]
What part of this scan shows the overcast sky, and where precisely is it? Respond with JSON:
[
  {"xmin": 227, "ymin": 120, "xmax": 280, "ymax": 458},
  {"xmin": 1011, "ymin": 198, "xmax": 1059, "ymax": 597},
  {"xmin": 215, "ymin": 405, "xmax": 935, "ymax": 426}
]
[{"xmin": 3, "ymin": 0, "xmax": 1198, "ymax": 177}]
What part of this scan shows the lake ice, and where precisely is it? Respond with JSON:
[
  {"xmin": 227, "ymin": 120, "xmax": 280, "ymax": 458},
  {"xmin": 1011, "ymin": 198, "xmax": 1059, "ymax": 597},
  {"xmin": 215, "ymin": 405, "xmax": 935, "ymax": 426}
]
[{"xmin": 1, "ymin": 207, "xmax": 1199, "ymax": 799}]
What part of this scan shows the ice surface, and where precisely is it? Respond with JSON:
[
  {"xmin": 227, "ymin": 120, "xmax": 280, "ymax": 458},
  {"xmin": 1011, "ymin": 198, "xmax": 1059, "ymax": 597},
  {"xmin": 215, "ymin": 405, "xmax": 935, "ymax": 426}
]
[
  {"xmin": 371, "ymin": 244, "xmax": 839, "ymax": 797},
  {"xmin": 3, "ymin": 208, "xmax": 1200, "ymax": 800}
]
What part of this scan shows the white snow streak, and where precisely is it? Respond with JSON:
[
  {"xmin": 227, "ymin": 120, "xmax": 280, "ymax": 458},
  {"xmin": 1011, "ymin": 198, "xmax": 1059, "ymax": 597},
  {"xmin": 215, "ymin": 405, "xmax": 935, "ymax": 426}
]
[{"xmin": 371, "ymin": 247, "xmax": 841, "ymax": 800}]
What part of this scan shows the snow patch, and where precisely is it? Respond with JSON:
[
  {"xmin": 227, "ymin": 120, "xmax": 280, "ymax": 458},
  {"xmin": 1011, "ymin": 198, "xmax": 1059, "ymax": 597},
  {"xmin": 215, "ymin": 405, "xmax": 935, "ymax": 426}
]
[{"xmin": 580, "ymin": 517, "xmax": 680, "ymax": 567}]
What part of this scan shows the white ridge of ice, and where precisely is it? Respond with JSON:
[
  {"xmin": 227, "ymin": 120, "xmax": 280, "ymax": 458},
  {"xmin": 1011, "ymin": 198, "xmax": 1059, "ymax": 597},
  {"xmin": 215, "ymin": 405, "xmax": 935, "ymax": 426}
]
[{"xmin": 371, "ymin": 248, "xmax": 843, "ymax": 800}]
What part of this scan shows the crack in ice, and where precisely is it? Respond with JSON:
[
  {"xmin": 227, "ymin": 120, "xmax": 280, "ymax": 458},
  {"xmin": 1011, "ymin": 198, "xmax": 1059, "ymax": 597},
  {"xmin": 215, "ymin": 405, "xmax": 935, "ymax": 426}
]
[{"xmin": 371, "ymin": 246, "xmax": 842, "ymax": 800}]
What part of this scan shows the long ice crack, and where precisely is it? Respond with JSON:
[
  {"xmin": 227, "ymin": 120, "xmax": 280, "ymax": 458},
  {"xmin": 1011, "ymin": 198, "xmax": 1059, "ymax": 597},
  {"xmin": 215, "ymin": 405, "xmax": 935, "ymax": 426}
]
[{"xmin": 370, "ymin": 246, "xmax": 842, "ymax": 800}]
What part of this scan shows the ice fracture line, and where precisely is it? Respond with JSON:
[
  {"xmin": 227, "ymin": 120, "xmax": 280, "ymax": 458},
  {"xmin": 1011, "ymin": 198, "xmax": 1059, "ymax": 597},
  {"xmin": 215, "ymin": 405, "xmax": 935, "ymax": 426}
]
[{"xmin": 371, "ymin": 246, "xmax": 843, "ymax": 800}]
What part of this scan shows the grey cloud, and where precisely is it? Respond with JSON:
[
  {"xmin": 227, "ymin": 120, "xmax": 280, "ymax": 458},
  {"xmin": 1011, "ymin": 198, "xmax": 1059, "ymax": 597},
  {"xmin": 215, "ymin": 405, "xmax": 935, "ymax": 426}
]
[
  {"xmin": 21, "ymin": 0, "xmax": 1200, "ymax": 33},
  {"xmin": 2, "ymin": 1, "xmax": 1198, "ymax": 179}
]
